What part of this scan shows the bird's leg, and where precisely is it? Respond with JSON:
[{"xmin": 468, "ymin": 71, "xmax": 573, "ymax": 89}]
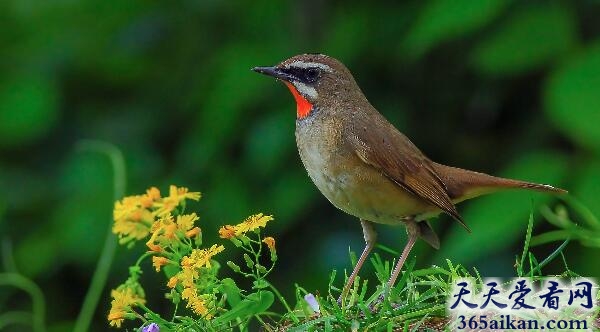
[
  {"xmin": 338, "ymin": 219, "xmax": 377, "ymax": 303},
  {"xmin": 386, "ymin": 218, "xmax": 419, "ymax": 294}
]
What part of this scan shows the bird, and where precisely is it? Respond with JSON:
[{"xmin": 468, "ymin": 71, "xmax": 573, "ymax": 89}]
[{"xmin": 252, "ymin": 54, "xmax": 566, "ymax": 300}]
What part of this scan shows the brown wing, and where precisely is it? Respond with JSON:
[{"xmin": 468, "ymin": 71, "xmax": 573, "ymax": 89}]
[{"xmin": 348, "ymin": 114, "xmax": 470, "ymax": 231}]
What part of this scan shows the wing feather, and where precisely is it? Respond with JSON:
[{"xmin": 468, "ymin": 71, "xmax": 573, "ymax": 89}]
[{"xmin": 348, "ymin": 118, "xmax": 470, "ymax": 231}]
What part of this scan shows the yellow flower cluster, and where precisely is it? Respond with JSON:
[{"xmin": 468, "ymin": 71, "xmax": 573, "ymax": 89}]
[
  {"xmin": 110, "ymin": 184, "xmax": 280, "ymax": 327},
  {"xmin": 181, "ymin": 244, "xmax": 225, "ymax": 269},
  {"xmin": 181, "ymin": 288, "xmax": 213, "ymax": 318},
  {"xmin": 167, "ymin": 244, "xmax": 224, "ymax": 318},
  {"xmin": 107, "ymin": 287, "xmax": 146, "ymax": 328},
  {"xmin": 112, "ymin": 185, "xmax": 201, "ymax": 245},
  {"xmin": 218, "ymin": 213, "xmax": 274, "ymax": 239},
  {"xmin": 146, "ymin": 212, "xmax": 201, "ymax": 253}
]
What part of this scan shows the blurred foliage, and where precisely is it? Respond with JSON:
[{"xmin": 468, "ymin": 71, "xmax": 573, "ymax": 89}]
[
  {"xmin": 1, "ymin": 0, "xmax": 599, "ymax": 331},
  {"xmin": 403, "ymin": 0, "xmax": 511, "ymax": 59},
  {"xmin": 546, "ymin": 43, "xmax": 600, "ymax": 152}
]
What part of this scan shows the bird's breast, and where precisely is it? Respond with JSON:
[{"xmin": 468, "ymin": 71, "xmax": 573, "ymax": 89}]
[
  {"xmin": 295, "ymin": 112, "xmax": 434, "ymax": 224},
  {"xmin": 295, "ymin": 113, "xmax": 345, "ymax": 195}
]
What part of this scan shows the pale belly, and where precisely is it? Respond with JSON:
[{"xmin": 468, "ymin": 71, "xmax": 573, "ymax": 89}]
[{"xmin": 296, "ymin": 122, "xmax": 440, "ymax": 224}]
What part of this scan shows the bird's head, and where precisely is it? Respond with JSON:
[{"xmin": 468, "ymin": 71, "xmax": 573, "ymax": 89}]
[{"xmin": 252, "ymin": 54, "xmax": 360, "ymax": 119}]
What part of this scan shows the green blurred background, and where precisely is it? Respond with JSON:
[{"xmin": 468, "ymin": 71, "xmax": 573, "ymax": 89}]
[{"xmin": 1, "ymin": 0, "xmax": 600, "ymax": 330}]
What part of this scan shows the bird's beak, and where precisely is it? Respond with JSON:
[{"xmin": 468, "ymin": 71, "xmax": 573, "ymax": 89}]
[{"xmin": 252, "ymin": 66, "xmax": 296, "ymax": 82}]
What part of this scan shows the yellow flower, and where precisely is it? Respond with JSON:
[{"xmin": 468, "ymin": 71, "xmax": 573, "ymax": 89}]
[
  {"xmin": 234, "ymin": 213, "xmax": 274, "ymax": 235},
  {"xmin": 218, "ymin": 214, "xmax": 274, "ymax": 239},
  {"xmin": 113, "ymin": 186, "xmax": 201, "ymax": 245},
  {"xmin": 177, "ymin": 213, "xmax": 199, "ymax": 231},
  {"xmin": 107, "ymin": 288, "xmax": 145, "ymax": 328},
  {"xmin": 153, "ymin": 186, "xmax": 201, "ymax": 217},
  {"xmin": 140, "ymin": 187, "xmax": 161, "ymax": 208},
  {"xmin": 156, "ymin": 214, "xmax": 178, "ymax": 238},
  {"xmin": 167, "ymin": 276, "xmax": 178, "ymax": 288},
  {"xmin": 177, "ymin": 266, "xmax": 198, "ymax": 288},
  {"xmin": 172, "ymin": 245, "xmax": 224, "ymax": 293},
  {"xmin": 181, "ymin": 287, "xmax": 212, "ymax": 318},
  {"xmin": 113, "ymin": 195, "xmax": 144, "ymax": 221},
  {"xmin": 112, "ymin": 196, "xmax": 155, "ymax": 241},
  {"xmin": 184, "ymin": 245, "xmax": 225, "ymax": 269},
  {"xmin": 152, "ymin": 256, "xmax": 170, "ymax": 272},
  {"xmin": 146, "ymin": 242, "xmax": 162, "ymax": 253},
  {"xmin": 218, "ymin": 225, "xmax": 236, "ymax": 239},
  {"xmin": 146, "ymin": 186, "xmax": 161, "ymax": 201},
  {"xmin": 180, "ymin": 256, "xmax": 195, "ymax": 267},
  {"xmin": 146, "ymin": 213, "xmax": 199, "ymax": 249},
  {"xmin": 262, "ymin": 237, "xmax": 276, "ymax": 251},
  {"xmin": 169, "ymin": 185, "xmax": 201, "ymax": 201},
  {"xmin": 185, "ymin": 227, "xmax": 201, "ymax": 238}
]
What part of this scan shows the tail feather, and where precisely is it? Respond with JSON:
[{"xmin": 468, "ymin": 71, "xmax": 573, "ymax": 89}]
[{"xmin": 431, "ymin": 162, "xmax": 567, "ymax": 202}]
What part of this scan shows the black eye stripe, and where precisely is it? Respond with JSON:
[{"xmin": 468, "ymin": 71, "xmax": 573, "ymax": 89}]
[
  {"xmin": 307, "ymin": 68, "xmax": 319, "ymax": 79},
  {"xmin": 286, "ymin": 67, "xmax": 320, "ymax": 84}
]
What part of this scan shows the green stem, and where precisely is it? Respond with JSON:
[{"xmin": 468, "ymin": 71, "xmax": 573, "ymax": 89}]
[
  {"xmin": 255, "ymin": 231, "xmax": 263, "ymax": 260},
  {"xmin": 73, "ymin": 141, "xmax": 126, "ymax": 332},
  {"xmin": 254, "ymin": 315, "xmax": 273, "ymax": 332},
  {"xmin": 137, "ymin": 303, "xmax": 172, "ymax": 326},
  {"xmin": 0, "ymin": 311, "xmax": 34, "ymax": 330},
  {"xmin": 135, "ymin": 252, "xmax": 154, "ymax": 267},
  {"xmin": 526, "ymin": 239, "xmax": 570, "ymax": 276},
  {"xmin": 266, "ymin": 281, "xmax": 298, "ymax": 322},
  {"xmin": 171, "ymin": 301, "xmax": 180, "ymax": 321},
  {"xmin": 530, "ymin": 230, "xmax": 571, "ymax": 246},
  {"xmin": 518, "ymin": 210, "xmax": 534, "ymax": 276},
  {"xmin": 246, "ymin": 240, "xmax": 261, "ymax": 278},
  {"xmin": 0, "ymin": 273, "xmax": 46, "ymax": 332},
  {"xmin": 560, "ymin": 195, "xmax": 600, "ymax": 230}
]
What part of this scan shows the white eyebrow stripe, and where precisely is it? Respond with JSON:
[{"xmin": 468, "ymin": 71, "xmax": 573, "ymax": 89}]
[{"xmin": 286, "ymin": 61, "xmax": 332, "ymax": 72}]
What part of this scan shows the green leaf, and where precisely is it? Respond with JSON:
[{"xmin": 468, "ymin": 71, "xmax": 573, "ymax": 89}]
[
  {"xmin": 219, "ymin": 278, "xmax": 242, "ymax": 307},
  {"xmin": 0, "ymin": 73, "xmax": 58, "ymax": 147},
  {"xmin": 436, "ymin": 151, "xmax": 568, "ymax": 264},
  {"xmin": 545, "ymin": 43, "xmax": 600, "ymax": 152},
  {"xmin": 404, "ymin": 0, "xmax": 511, "ymax": 58},
  {"xmin": 163, "ymin": 264, "xmax": 180, "ymax": 279},
  {"xmin": 252, "ymin": 279, "xmax": 269, "ymax": 290},
  {"xmin": 471, "ymin": 4, "xmax": 577, "ymax": 76},
  {"xmin": 213, "ymin": 290, "xmax": 274, "ymax": 325}
]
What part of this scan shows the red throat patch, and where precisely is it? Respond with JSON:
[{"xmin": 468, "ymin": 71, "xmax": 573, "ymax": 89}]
[{"xmin": 284, "ymin": 82, "xmax": 313, "ymax": 119}]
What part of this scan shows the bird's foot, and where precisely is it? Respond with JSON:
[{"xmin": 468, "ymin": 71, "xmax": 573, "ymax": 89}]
[
  {"xmin": 367, "ymin": 293, "xmax": 386, "ymax": 312},
  {"xmin": 368, "ymin": 295, "xmax": 404, "ymax": 313}
]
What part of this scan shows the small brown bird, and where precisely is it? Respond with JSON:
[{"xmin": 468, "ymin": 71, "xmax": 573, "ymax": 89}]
[{"xmin": 252, "ymin": 54, "xmax": 566, "ymax": 299}]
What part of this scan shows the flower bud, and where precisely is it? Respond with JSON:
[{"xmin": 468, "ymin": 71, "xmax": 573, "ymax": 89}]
[
  {"xmin": 256, "ymin": 264, "xmax": 267, "ymax": 274},
  {"xmin": 243, "ymin": 253, "xmax": 254, "ymax": 268},
  {"xmin": 227, "ymin": 261, "xmax": 241, "ymax": 273}
]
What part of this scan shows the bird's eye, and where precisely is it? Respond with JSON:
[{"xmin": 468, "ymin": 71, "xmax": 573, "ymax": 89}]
[{"xmin": 305, "ymin": 68, "xmax": 320, "ymax": 82}]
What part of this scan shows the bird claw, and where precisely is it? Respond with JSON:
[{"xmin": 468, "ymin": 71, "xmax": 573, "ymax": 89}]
[
  {"xmin": 366, "ymin": 294, "xmax": 386, "ymax": 312},
  {"xmin": 369, "ymin": 291, "xmax": 403, "ymax": 312}
]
